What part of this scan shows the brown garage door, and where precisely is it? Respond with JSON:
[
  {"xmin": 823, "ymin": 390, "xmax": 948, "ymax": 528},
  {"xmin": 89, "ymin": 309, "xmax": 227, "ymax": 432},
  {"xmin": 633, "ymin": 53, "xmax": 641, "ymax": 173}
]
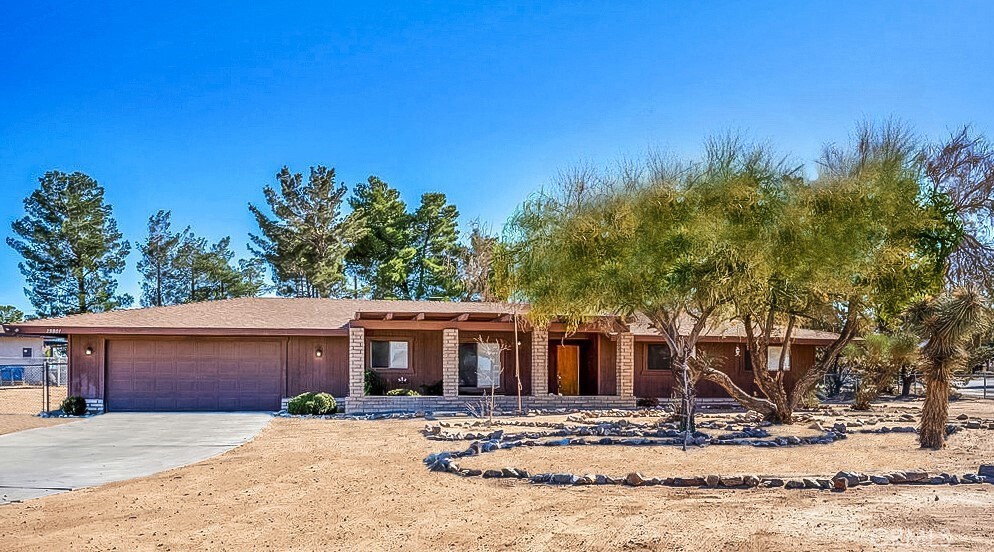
[{"xmin": 106, "ymin": 338, "xmax": 283, "ymax": 411}]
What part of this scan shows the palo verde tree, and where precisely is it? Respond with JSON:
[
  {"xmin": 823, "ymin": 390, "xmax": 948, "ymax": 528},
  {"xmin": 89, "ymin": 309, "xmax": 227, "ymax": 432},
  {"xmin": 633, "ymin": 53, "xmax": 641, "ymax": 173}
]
[
  {"xmin": 696, "ymin": 124, "xmax": 952, "ymax": 423},
  {"xmin": 249, "ymin": 166, "xmax": 363, "ymax": 298},
  {"xmin": 906, "ymin": 287, "xmax": 988, "ymax": 449},
  {"xmin": 506, "ymin": 154, "xmax": 741, "ymax": 432},
  {"xmin": 7, "ymin": 171, "xmax": 132, "ymax": 317},
  {"xmin": 923, "ymin": 127, "xmax": 994, "ymax": 292}
]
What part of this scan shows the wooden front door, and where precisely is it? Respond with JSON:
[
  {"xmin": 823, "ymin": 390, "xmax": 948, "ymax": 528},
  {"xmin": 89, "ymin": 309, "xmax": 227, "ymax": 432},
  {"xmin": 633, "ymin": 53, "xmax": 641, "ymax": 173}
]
[{"xmin": 556, "ymin": 345, "xmax": 580, "ymax": 396}]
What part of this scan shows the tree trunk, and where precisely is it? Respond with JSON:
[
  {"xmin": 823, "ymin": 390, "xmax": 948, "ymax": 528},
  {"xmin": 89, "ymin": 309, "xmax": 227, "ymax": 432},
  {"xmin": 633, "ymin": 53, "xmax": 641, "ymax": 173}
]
[
  {"xmin": 900, "ymin": 367, "xmax": 915, "ymax": 397},
  {"xmin": 919, "ymin": 361, "xmax": 949, "ymax": 449},
  {"xmin": 670, "ymin": 356, "xmax": 695, "ymax": 432}
]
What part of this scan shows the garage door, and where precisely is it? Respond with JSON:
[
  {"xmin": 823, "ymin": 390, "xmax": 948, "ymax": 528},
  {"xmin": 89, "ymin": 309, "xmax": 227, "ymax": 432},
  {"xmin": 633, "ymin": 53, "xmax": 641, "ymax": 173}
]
[{"xmin": 106, "ymin": 338, "xmax": 283, "ymax": 411}]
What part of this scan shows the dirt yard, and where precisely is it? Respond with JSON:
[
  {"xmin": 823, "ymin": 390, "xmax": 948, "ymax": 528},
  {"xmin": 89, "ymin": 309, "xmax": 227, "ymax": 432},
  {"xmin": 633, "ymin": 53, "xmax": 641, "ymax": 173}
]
[
  {"xmin": 0, "ymin": 386, "xmax": 70, "ymax": 435},
  {"xmin": 1, "ymin": 400, "xmax": 992, "ymax": 551}
]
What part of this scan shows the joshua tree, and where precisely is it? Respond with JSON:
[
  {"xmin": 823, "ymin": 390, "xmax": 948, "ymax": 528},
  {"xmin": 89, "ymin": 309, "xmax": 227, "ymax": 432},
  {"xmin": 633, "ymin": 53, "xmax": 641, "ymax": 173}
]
[{"xmin": 905, "ymin": 287, "xmax": 988, "ymax": 449}]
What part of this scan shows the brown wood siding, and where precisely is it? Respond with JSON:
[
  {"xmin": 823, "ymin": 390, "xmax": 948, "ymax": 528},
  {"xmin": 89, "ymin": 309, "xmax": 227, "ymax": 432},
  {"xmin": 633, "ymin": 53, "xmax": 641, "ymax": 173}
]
[
  {"xmin": 598, "ymin": 334, "xmax": 617, "ymax": 395},
  {"xmin": 365, "ymin": 329, "xmax": 444, "ymax": 393},
  {"xmin": 633, "ymin": 341, "xmax": 819, "ymax": 399},
  {"xmin": 287, "ymin": 336, "xmax": 349, "ymax": 396},
  {"xmin": 69, "ymin": 335, "xmax": 105, "ymax": 400}
]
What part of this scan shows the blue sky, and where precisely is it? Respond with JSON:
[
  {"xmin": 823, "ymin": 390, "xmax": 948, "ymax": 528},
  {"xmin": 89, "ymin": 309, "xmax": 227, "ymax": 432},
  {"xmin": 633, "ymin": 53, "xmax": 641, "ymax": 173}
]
[{"xmin": 2, "ymin": 1, "xmax": 992, "ymax": 313}]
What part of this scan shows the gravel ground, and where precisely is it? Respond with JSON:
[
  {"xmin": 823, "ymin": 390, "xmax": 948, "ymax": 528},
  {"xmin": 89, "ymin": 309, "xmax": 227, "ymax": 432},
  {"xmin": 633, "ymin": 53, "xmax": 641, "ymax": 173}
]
[{"xmin": 0, "ymin": 399, "xmax": 991, "ymax": 551}]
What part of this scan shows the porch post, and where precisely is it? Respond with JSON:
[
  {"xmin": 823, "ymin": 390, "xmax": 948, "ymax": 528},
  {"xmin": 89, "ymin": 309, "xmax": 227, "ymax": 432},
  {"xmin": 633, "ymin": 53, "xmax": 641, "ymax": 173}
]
[
  {"xmin": 442, "ymin": 328, "xmax": 459, "ymax": 397},
  {"xmin": 530, "ymin": 325, "xmax": 549, "ymax": 395},
  {"xmin": 616, "ymin": 332, "xmax": 634, "ymax": 397},
  {"xmin": 348, "ymin": 327, "xmax": 365, "ymax": 397}
]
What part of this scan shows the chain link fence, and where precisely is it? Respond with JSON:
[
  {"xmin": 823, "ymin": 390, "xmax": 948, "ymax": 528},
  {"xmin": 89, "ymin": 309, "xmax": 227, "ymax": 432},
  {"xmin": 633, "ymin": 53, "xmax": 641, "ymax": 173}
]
[{"xmin": 0, "ymin": 359, "xmax": 68, "ymax": 415}]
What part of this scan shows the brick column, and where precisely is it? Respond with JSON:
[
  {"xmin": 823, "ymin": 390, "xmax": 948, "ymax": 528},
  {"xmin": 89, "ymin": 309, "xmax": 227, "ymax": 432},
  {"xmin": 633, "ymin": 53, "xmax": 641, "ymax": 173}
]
[
  {"xmin": 616, "ymin": 332, "xmax": 634, "ymax": 397},
  {"xmin": 530, "ymin": 325, "xmax": 549, "ymax": 396},
  {"xmin": 348, "ymin": 327, "xmax": 365, "ymax": 397},
  {"xmin": 442, "ymin": 328, "xmax": 459, "ymax": 397}
]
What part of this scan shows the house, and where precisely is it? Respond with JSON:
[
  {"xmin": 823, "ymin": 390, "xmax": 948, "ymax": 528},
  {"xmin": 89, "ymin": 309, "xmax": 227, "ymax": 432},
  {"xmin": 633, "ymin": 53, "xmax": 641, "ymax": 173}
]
[
  {"xmin": 0, "ymin": 332, "xmax": 46, "ymax": 386},
  {"xmin": 2, "ymin": 298, "xmax": 839, "ymax": 414}
]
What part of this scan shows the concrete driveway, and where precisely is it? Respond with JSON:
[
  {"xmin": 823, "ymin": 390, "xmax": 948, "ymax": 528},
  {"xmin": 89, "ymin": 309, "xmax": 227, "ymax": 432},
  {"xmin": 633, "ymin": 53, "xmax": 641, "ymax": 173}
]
[{"xmin": 0, "ymin": 413, "xmax": 271, "ymax": 504}]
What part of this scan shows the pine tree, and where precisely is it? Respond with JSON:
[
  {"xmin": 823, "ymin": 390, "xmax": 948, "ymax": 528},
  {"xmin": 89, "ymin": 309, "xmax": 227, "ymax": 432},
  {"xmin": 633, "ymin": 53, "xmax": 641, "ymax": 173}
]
[
  {"xmin": 136, "ymin": 210, "xmax": 184, "ymax": 307},
  {"xmin": 409, "ymin": 192, "xmax": 463, "ymax": 300},
  {"xmin": 346, "ymin": 176, "xmax": 415, "ymax": 299},
  {"xmin": 249, "ymin": 166, "xmax": 362, "ymax": 298},
  {"xmin": 173, "ymin": 232, "xmax": 263, "ymax": 303},
  {"xmin": 7, "ymin": 171, "xmax": 132, "ymax": 317},
  {"xmin": 0, "ymin": 305, "xmax": 25, "ymax": 324}
]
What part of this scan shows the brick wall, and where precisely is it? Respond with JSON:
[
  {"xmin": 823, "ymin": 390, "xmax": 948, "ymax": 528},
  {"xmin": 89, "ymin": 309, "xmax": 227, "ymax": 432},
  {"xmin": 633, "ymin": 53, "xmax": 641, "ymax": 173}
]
[
  {"xmin": 531, "ymin": 325, "xmax": 549, "ymax": 395},
  {"xmin": 442, "ymin": 328, "xmax": 459, "ymax": 397},
  {"xmin": 345, "ymin": 394, "xmax": 637, "ymax": 414},
  {"xmin": 348, "ymin": 327, "xmax": 365, "ymax": 397},
  {"xmin": 616, "ymin": 332, "xmax": 634, "ymax": 397}
]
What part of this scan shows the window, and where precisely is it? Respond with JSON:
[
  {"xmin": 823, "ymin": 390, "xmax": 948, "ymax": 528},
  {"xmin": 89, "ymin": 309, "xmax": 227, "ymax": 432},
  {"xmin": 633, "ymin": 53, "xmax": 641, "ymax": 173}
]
[
  {"xmin": 646, "ymin": 344, "xmax": 671, "ymax": 371},
  {"xmin": 767, "ymin": 346, "xmax": 791, "ymax": 371},
  {"xmin": 370, "ymin": 341, "xmax": 408, "ymax": 369},
  {"xmin": 22, "ymin": 347, "xmax": 32, "ymax": 358},
  {"xmin": 458, "ymin": 342, "xmax": 502, "ymax": 388}
]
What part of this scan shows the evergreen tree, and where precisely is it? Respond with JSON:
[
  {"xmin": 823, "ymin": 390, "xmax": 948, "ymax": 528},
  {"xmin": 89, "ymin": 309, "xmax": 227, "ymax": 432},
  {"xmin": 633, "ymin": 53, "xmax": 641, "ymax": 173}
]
[
  {"xmin": 136, "ymin": 210, "xmax": 184, "ymax": 307},
  {"xmin": 249, "ymin": 166, "xmax": 362, "ymax": 298},
  {"xmin": 0, "ymin": 305, "xmax": 25, "ymax": 324},
  {"xmin": 345, "ymin": 176, "xmax": 414, "ymax": 299},
  {"xmin": 7, "ymin": 171, "xmax": 132, "ymax": 317},
  {"xmin": 173, "ymin": 232, "xmax": 263, "ymax": 303},
  {"xmin": 409, "ymin": 192, "xmax": 463, "ymax": 300}
]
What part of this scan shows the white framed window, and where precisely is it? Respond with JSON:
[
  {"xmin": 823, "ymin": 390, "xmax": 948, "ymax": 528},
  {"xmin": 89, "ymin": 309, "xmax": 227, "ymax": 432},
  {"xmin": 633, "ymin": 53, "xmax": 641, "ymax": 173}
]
[
  {"xmin": 371, "ymin": 340, "xmax": 409, "ymax": 369},
  {"xmin": 458, "ymin": 342, "xmax": 503, "ymax": 388},
  {"xmin": 767, "ymin": 346, "xmax": 791, "ymax": 371}
]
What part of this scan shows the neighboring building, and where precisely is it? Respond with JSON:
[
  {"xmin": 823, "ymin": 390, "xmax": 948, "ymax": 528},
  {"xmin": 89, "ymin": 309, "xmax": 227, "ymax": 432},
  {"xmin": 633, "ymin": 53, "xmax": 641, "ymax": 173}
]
[
  {"xmin": 3, "ymin": 298, "xmax": 839, "ymax": 414},
  {"xmin": 0, "ymin": 333, "xmax": 46, "ymax": 385}
]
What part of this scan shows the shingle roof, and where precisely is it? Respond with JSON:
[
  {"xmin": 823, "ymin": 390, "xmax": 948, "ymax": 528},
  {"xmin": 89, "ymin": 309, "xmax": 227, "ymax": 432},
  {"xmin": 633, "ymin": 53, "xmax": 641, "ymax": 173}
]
[{"xmin": 4, "ymin": 297, "xmax": 841, "ymax": 343}]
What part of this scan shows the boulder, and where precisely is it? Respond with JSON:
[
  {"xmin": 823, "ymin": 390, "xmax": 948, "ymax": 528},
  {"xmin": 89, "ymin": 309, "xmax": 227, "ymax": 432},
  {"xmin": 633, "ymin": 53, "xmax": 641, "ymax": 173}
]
[
  {"xmin": 785, "ymin": 479, "xmax": 805, "ymax": 489},
  {"xmin": 705, "ymin": 474, "xmax": 720, "ymax": 488},
  {"xmin": 870, "ymin": 475, "xmax": 890, "ymax": 485},
  {"xmin": 483, "ymin": 469, "xmax": 503, "ymax": 478},
  {"xmin": 501, "ymin": 467, "xmax": 520, "ymax": 478},
  {"xmin": 904, "ymin": 470, "xmax": 929, "ymax": 482},
  {"xmin": 720, "ymin": 476, "xmax": 744, "ymax": 487},
  {"xmin": 551, "ymin": 473, "xmax": 578, "ymax": 485},
  {"xmin": 978, "ymin": 465, "xmax": 994, "ymax": 478},
  {"xmin": 744, "ymin": 475, "xmax": 762, "ymax": 487},
  {"xmin": 802, "ymin": 478, "xmax": 821, "ymax": 489},
  {"xmin": 764, "ymin": 478, "xmax": 785, "ymax": 488},
  {"xmin": 625, "ymin": 472, "xmax": 647, "ymax": 487}
]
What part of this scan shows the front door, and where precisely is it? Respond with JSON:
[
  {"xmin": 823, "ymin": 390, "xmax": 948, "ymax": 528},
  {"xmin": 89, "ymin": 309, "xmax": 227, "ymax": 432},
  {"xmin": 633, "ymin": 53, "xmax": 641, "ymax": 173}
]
[{"xmin": 556, "ymin": 345, "xmax": 580, "ymax": 396}]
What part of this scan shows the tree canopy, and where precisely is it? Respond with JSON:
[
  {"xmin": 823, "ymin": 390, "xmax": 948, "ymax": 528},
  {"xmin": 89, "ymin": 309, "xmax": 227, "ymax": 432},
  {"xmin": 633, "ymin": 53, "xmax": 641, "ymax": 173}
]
[
  {"xmin": 7, "ymin": 171, "xmax": 132, "ymax": 317},
  {"xmin": 249, "ymin": 166, "xmax": 363, "ymax": 298}
]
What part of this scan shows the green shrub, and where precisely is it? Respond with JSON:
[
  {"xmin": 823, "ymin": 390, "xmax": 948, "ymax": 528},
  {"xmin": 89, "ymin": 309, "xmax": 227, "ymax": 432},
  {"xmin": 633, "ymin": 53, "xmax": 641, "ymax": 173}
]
[
  {"xmin": 61, "ymin": 396, "xmax": 87, "ymax": 416},
  {"xmin": 287, "ymin": 392, "xmax": 337, "ymax": 415},
  {"xmin": 386, "ymin": 388, "xmax": 420, "ymax": 396},
  {"xmin": 364, "ymin": 370, "xmax": 387, "ymax": 396}
]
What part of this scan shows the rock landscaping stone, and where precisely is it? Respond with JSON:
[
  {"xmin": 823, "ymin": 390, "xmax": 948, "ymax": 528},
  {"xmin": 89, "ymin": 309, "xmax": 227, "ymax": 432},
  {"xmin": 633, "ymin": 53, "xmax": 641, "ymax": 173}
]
[
  {"xmin": 705, "ymin": 474, "xmax": 720, "ymax": 488},
  {"xmin": 832, "ymin": 477, "xmax": 848, "ymax": 491},
  {"xmin": 870, "ymin": 475, "xmax": 890, "ymax": 485},
  {"xmin": 483, "ymin": 469, "xmax": 503, "ymax": 478},
  {"xmin": 763, "ymin": 478, "xmax": 785, "ymax": 488},
  {"xmin": 719, "ymin": 476, "xmax": 744, "ymax": 487},
  {"xmin": 784, "ymin": 479, "xmax": 805, "ymax": 489},
  {"xmin": 625, "ymin": 472, "xmax": 647, "ymax": 487},
  {"xmin": 978, "ymin": 465, "xmax": 994, "ymax": 478},
  {"xmin": 743, "ymin": 475, "xmax": 761, "ymax": 487},
  {"xmin": 904, "ymin": 470, "xmax": 928, "ymax": 482}
]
